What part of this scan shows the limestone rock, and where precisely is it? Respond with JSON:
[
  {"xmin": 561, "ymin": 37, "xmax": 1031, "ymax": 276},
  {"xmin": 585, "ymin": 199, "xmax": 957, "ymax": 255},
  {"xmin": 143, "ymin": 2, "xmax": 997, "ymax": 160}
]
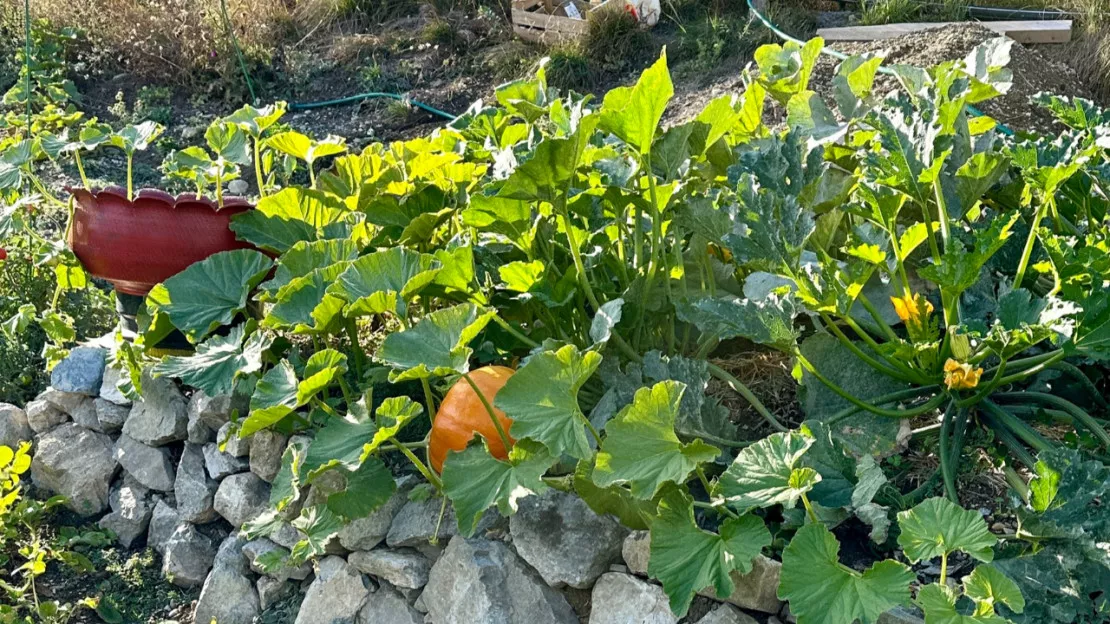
[
  {"xmin": 194, "ymin": 535, "xmax": 261, "ymax": 624},
  {"xmin": 98, "ymin": 480, "xmax": 153, "ymax": 547},
  {"xmin": 49, "ymin": 346, "xmax": 105, "ymax": 395},
  {"xmin": 339, "ymin": 477, "xmax": 413, "ymax": 551},
  {"xmin": 243, "ymin": 538, "xmax": 312, "ymax": 581},
  {"xmin": 0, "ymin": 403, "xmax": 32, "ymax": 447},
  {"xmin": 123, "ymin": 373, "xmax": 188, "ymax": 446},
  {"xmin": 269, "ymin": 520, "xmax": 303, "ymax": 550},
  {"xmin": 39, "ymin": 387, "xmax": 88, "ymax": 415},
  {"xmin": 98, "ymin": 365, "xmax": 132, "ymax": 406},
  {"xmin": 218, "ymin": 422, "xmax": 251, "ymax": 457},
  {"xmin": 589, "ymin": 572, "xmax": 677, "ymax": 624},
  {"xmin": 249, "ymin": 430, "xmax": 287, "ymax": 482},
  {"xmin": 162, "ymin": 523, "xmax": 215, "ymax": 588},
  {"xmin": 258, "ymin": 577, "xmax": 294, "ymax": 611},
  {"xmin": 25, "ymin": 399, "xmax": 68, "ymax": 434},
  {"xmin": 115, "ymin": 434, "xmax": 175, "ymax": 492},
  {"xmin": 148, "ymin": 500, "xmax": 183, "ymax": 554},
  {"xmin": 386, "ymin": 496, "xmax": 497, "ymax": 549},
  {"xmin": 204, "ymin": 442, "xmax": 249, "ymax": 480},
  {"xmin": 214, "ymin": 472, "xmax": 270, "ymax": 528},
  {"xmin": 188, "ymin": 390, "xmax": 235, "ymax": 431},
  {"xmin": 94, "ymin": 399, "xmax": 129, "ymax": 433},
  {"xmin": 696, "ymin": 604, "xmax": 758, "ymax": 624},
  {"xmin": 349, "ymin": 548, "xmax": 431, "ymax": 589},
  {"xmin": 357, "ymin": 582, "xmax": 423, "ymax": 624},
  {"xmin": 30, "ymin": 423, "xmax": 117, "ymax": 515},
  {"xmin": 294, "ymin": 556, "xmax": 371, "ymax": 624},
  {"xmin": 423, "ymin": 536, "xmax": 577, "ymax": 624},
  {"xmin": 696, "ymin": 555, "xmax": 782, "ymax": 614},
  {"xmin": 622, "ymin": 531, "xmax": 650, "ymax": 576},
  {"xmin": 176, "ymin": 443, "xmax": 218, "ymax": 523},
  {"xmin": 510, "ymin": 490, "xmax": 629, "ymax": 589}
]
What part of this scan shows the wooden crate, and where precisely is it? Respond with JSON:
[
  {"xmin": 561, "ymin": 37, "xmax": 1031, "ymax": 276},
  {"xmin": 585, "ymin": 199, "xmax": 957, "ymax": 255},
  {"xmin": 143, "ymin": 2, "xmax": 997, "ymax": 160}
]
[{"xmin": 512, "ymin": 0, "xmax": 618, "ymax": 43}]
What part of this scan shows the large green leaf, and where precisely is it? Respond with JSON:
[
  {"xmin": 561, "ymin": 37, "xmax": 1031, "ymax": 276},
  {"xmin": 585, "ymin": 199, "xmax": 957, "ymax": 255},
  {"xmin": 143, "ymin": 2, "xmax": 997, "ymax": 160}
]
[
  {"xmin": 365, "ymin": 396, "xmax": 423, "ymax": 453},
  {"xmin": 375, "ymin": 303, "xmax": 493, "ymax": 382},
  {"xmin": 593, "ymin": 381, "xmax": 719, "ymax": 499},
  {"xmin": 230, "ymin": 187, "xmax": 348, "ymax": 253},
  {"xmin": 244, "ymin": 360, "xmax": 301, "ymax": 436},
  {"xmin": 290, "ymin": 504, "xmax": 344, "ymax": 561},
  {"xmin": 150, "ymin": 324, "xmax": 271, "ymax": 395},
  {"xmin": 716, "ymin": 432, "xmax": 819, "ymax": 511},
  {"xmin": 267, "ymin": 131, "xmax": 347, "ymax": 165},
  {"xmin": 648, "ymin": 487, "xmax": 771, "ymax": 617},
  {"xmin": 723, "ymin": 174, "xmax": 814, "ymax": 273},
  {"xmin": 329, "ymin": 247, "xmax": 441, "ymax": 317},
  {"xmin": 495, "ymin": 344, "xmax": 602, "ymax": 460},
  {"xmin": 572, "ymin": 460, "xmax": 654, "ymax": 531},
  {"xmin": 298, "ymin": 349, "xmax": 348, "ymax": 404},
  {"xmin": 303, "ymin": 402, "xmax": 376, "ymax": 476},
  {"xmin": 205, "ymin": 122, "xmax": 250, "ymax": 164},
  {"xmin": 779, "ymin": 522, "xmax": 914, "ymax": 624},
  {"xmin": 897, "ymin": 497, "xmax": 997, "ymax": 564},
  {"xmin": 963, "ymin": 564, "xmax": 1026, "ymax": 618},
  {"xmin": 675, "ymin": 292, "xmax": 799, "ymax": 351},
  {"xmin": 497, "ymin": 118, "xmax": 599, "ymax": 203},
  {"xmin": 918, "ymin": 212, "xmax": 1019, "ymax": 297},
  {"xmin": 754, "ymin": 38, "xmax": 824, "ymax": 105},
  {"xmin": 263, "ymin": 263, "xmax": 347, "ymax": 335},
  {"xmin": 599, "ymin": 51, "xmax": 673, "ymax": 154},
  {"xmin": 146, "ymin": 249, "xmax": 273, "ymax": 343},
  {"xmin": 324, "ymin": 456, "xmax": 396, "ymax": 520},
  {"xmin": 916, "ymin": 583, "xmax": 1006, "ymax": 624},
  {"xmin": 441, "ymin": 438, "xmax": 556, "ymax": 536},
  {"xmin": 225, "ymin": 101, "xmax": 287, "ymax": 138}
]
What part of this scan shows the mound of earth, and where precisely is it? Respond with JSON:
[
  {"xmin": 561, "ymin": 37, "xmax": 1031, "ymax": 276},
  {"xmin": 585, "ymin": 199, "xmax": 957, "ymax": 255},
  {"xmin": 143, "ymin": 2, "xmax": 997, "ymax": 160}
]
[{"xmin": 809, "ymin": 22, "xmax": 1097, "ymax": 133}]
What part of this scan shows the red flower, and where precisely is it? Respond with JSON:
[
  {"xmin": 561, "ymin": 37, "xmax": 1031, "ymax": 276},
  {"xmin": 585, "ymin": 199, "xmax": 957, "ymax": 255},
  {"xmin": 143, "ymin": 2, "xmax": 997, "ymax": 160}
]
[{"xmin": 0, "ymin": 248, "xmax": 7, "ymax": 261}]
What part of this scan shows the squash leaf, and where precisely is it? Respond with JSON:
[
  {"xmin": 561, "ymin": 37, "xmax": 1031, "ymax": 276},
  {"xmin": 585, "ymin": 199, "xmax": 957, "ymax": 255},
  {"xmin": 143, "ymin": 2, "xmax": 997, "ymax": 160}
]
[
  {"xmin": 675, "ymin": 292, "xmax": 799, "ymax": 352},
  {"xmin": 146, "ymin": 249, "xmax": 273, "ymax": 343},
  {"xmin": 442, "ymin": 438, "xmax": 556, "ymax": 536},
  {"xmin": 150, "ymin": 323, "xmax": 272, "ymax": 396},
  {"xmin": 599, "ymin": 51, "xmax": 672, "ymax": 155},
  {"xmin": 375, "ymin": 303, "xmax": 493, "ymax": 382},
  {"xmin": 328, "ymin": 247, "xmax": 441, "ymax": 317},
  {"xmin": 324, "ymin": 456, "xmax": 396, "ymax": 520},
  {"xmin": 897, "ymin": 497, "xmax": 997, "ymax": 564},
  {"xmin": 648, "ymin": 487, "xmax": 771, "ymax": 617},
  {"xmin": 496, "ymin": 344, "xmax": 602, "ymax": 460},
  {"xmin": 230, "ymin": 187, "xmax": 349, "ymax": 253},
  {"xmin": 716, "ymin": 431, "xmax": 819, "ymax": 512},
  {"xmin": 593, "ymin": 381, "xmax": 720, "ymax": 499},
  {"xmin": 779, "ymin": 522, "xmax": 914, "ymax": 624}
]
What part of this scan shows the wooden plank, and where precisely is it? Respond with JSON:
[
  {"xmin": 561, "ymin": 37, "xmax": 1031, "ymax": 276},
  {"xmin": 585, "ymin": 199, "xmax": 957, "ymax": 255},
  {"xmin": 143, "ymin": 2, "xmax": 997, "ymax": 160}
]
[{"xmin": 817, "ymin": 20, "xmax": 1072, "ymax": 45}]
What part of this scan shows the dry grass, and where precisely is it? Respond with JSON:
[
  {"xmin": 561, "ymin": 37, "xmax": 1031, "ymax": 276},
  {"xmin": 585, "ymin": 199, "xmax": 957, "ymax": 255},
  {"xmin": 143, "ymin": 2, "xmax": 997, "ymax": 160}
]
[{"xmin": 708, "ymin": 350, "xmax": 802, "ymax": 438}]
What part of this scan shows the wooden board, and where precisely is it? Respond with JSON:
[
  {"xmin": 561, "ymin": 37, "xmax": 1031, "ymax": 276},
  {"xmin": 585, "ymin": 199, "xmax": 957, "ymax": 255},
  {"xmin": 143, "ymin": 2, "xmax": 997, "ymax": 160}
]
[
  {"xmin": 512, "ymin": 0, "xmax": 616, "ymax": 43},
  {"xmin": 817, "ymin": 20, "xmax": 1072, "ymax": 45}
]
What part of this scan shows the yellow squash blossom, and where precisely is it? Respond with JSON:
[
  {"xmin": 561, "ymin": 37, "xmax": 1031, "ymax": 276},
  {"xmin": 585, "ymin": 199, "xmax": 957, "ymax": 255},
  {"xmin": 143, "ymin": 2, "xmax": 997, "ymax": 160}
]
[
  {"xmin": 944, "ymin": 358, "xmax": 983, "ymax": 391},
  {"xmin": 891, "ymin": 293, "xmax": 933, "ymax": 326}
]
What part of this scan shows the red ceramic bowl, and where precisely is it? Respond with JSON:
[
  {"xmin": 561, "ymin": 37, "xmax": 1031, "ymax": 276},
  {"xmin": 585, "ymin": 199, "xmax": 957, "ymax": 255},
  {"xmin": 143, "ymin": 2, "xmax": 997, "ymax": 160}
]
[{"xmin": 68, "ymin": 187, "xmax": 255, "ymax": 296}]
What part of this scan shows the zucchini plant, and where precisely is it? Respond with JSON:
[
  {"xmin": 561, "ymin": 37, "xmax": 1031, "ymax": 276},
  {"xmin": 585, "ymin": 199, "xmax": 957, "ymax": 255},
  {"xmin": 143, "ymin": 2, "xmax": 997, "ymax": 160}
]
[{"xmin": 118, "ymin": 38, "xmax": 1108, "ymax": 623}]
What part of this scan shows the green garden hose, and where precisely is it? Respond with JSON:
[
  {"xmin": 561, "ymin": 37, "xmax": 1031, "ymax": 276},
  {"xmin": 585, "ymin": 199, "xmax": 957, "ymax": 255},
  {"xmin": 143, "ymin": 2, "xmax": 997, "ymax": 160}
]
[
  {"xmin": 220, "ymin": 0, "xmax": 258, "ymax": 104},
  {"xmin": 744, "ymin": 0, "xmax": 1016, "ymax": 136}
]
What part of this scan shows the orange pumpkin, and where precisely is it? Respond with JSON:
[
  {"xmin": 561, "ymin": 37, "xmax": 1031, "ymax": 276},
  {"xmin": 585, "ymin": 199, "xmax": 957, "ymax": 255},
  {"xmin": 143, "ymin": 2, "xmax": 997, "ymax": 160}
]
[{"xmin": 429, "ymin": 366, "xmax": 516, "ymax": 473}]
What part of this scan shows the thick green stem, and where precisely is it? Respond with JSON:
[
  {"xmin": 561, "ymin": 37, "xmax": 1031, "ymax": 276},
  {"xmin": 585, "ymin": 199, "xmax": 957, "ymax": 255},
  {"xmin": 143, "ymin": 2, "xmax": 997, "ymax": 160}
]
[
  {"xmin": 636, "ymin": 153, "xmax": 665, "ymax": 348},
  {"xmin": 707, "ymin": 363, "xmax": 786, "ymax": 432},
  {"xmin": 73, "ymin": 150, "xmax": 89, "ymax": 190},
  {"xmin": 857, "ymin": 294, "xmax": 900, "ymax": 343},
  {"xmin": 392, "ymin": 438, "xmax": 442, "ymax": 490},
  {"xmin": 800, "ymin": 492, "xmax": 819, "ymax": 524},
  {"xmin": 462, "ymin": 372, "xmax": 513, "ymax": 452},
  {"xmin": 126, "ymin": 154, "xmax": 134, "ymax": 201},
  {"xmin": 938, "ymin": 403, "xmax": 958, "ymax": 504},
  {"xmin": 421, "ymin": 377, "xmax": 437, "ymax": 426},
  {"xmin": 940, "ymin": 551, "xmax": 949, "ymax": 586},
  {"xmin": 994, "ymin": 391, "xmax": 1110, "ymax": 447},
  {"xmin": 797, "ymin": 351, "xmax": 946, "ymax": 419},
  {"xmin": 489, "ymin": 313, "xmax": 540, "ymax": 348},
  {"xmin": 919, "ymin": 199, "xmax": 942, "ymax": 264},
  {"xmin": 253, "ymin": 137, "xmax": 266, "ymax": 198},
  {"xmin": 555, "ymin": 195, "xmax": 601, "ymax": 312},
  {"xmin": 345, "ymin": 318, "xmax": 367, "ymax": 379},
  {"xmin": 1014, "ymin": 196, "xmax": 1052, "ymax": 288},
  {"xmin": 933, "ymin": 177, "xmax": 952, "ymax": 246},
  {"xmin": 826, "ymin": 386, "xmax": 941, "ymax": 424},
  {"xmin": 979, "ymin": 407, "xmax": 1038, "ymax": 468},
  {"xmin": 982, "ymin": 400, "xmax": 1052, "ymax": 452},
  {"xmin": 822, "ymin": 313, "xmax": 916, "ymax": 382}
]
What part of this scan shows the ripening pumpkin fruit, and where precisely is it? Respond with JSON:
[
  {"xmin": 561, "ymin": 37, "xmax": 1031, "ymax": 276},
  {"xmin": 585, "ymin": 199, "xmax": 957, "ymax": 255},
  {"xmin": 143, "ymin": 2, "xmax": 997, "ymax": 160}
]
[{"xmin": 429, "ymin": 365, "xmax": 516, "ymax": 473}]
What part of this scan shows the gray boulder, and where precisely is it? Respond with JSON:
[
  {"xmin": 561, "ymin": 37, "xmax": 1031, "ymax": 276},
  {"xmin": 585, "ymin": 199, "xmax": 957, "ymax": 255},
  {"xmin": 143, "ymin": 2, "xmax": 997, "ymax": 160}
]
[
  {"xmin": 0, "ymin": 403, "xmax": 33, "ymax": 447},
  {"xmin": 123, "ymin": 373, "xmax": 188, "ymax": 446},
  {"xmin": 622, "ymin": 531, "xmax": 650, "ymax": 576},
  {"xmin": 258, "ymin": 577, "xmax": 294, "ymax": 611},
  {"xmin": 357, "ymin": 582, "xmax": 423, "ymax": 624},
  {"xmin": 176, "ymin": 443, "xmax": 218, "ymax": 523},
  {"xmin": 243, "ymin": 538, "xmax": 312, "ymax": 581},
  {"xmin": 94, "ymin": 399, "xmax": 129, "ymax": 434},
  {"xmin": 98, "ymin": 480, "xmax": 153, "ymax": 547},
  {"xmin": 349, "ymin": 548, "xmax": 431, "ymax": 589},
  {"xmin": 218, "ymin": 422, "xmax": 251, "ymax": 457},
  {"xmin": 162, "ymin": 523, "xmax": 215, "ymax": 588},
  {"xmin": 39, "ymin": 387, "xmax": 88, "ymax": 415},
  {"xmin": 115, "ymin": 434, "xmax": 175, "ymax": 492},
  {"xmin": 188, "ymin": 390, "xmax": 235, "ymax": 431},
  {"xmin": 30, "ymin": 423, "xmax": 117, "ymax": 515},
  {"xmin": 423, "ymin": 536, "xmax": 578, "ymax": 624},
  {"xmin": 67, "ymin": 396, "xmax": 101, "ymax": 431},
  {"xmin": 386, "ymin": 496, "xmax": 497, "ymax": 550},
  {"xmin": 697, "ymin": 604, "xmax": 758, "ymax": 624},
  {"xmin": 294, "ymin": 556, "xmax": 371, "ymax": 624},
  {"xmin": 339, "ymin": 476, "xmax": 413, "ymax": 551},
  {"xmin": 49, "ymin": 346, "xmax": 105, "ymax": 395},
  {"xmin": 269, "ymin": 520, "xmax": 303, "ymax": 550},
  {"xmin": 204, "ymin": 441, "xmax": 249, "ymax": 480},
  {"xmin": 25, "ymin": 399, "xmax": 68, "ymax": 434},
  {"xmin": 510, "ymin": 490, "xmax": 629, "ymax": 589},
  {"xmin": 148, "ymin": 500, "xmax": 183, "ymax": 554},
  {"xmin": 249, "ymin": 430, "xmax": 287, "ymax": 482},
  {"xmin": 98, "ymin": 365, "xmax": 131, "ymax": 406},
  {"xmin": 214, "ymin": 472, "xmax": 270, "ymax": 527},
  {"xmin": 194, "ymin": 535, "xmax": 261, "ymax": 624},
  {"xmin": 589, "ymin": 572, "xmax": 677, "ymax": 624}
]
